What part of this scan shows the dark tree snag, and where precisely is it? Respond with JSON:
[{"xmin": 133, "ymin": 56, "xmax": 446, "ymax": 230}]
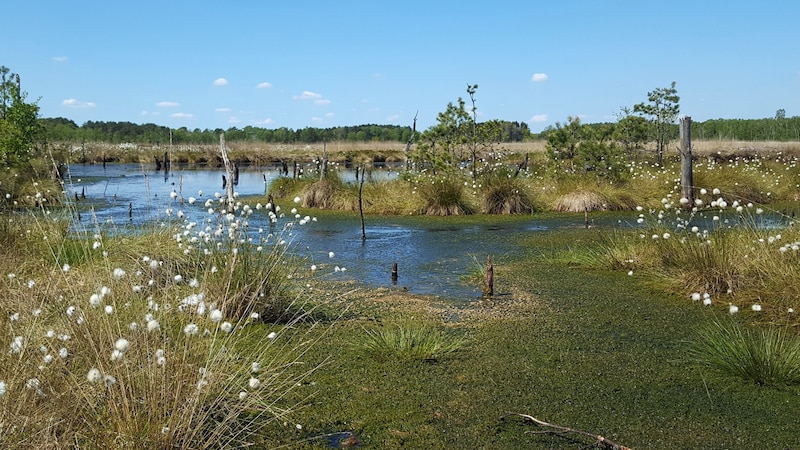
[
  {"xmin": 358, "ymin": 164, "xmax": 366, "ymax": 240},
  {"xmin": 501, "ymin": 413, "xmax": 632, "ymax": 450}
]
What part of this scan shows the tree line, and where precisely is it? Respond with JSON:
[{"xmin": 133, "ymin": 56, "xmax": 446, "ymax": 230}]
[{"xmin": 39, "ymin": 118, "xmax": 532, "ymax": 145}]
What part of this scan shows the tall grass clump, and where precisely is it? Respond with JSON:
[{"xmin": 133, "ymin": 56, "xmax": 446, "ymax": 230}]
[
  {"xmin": 479, "ymin": 169, "xmax": 535, "ymax": 214},
  {"xmin": 591, "ymin": 181, "xmax": 800, "ymax": 322},
  {"xmin": 0, "ymin": 182, "xmax": 335, "ymax": 449},
  {"xmin": 353, "ymin": 320, "xmax": 467, "ymax": 362},
  {"xmin": 417, "ymin": 175, "xmax": 474, "ymax": 216},
  {"xmin": 687, "ymin": 318, "xmax": 800, "ymax": 386}
]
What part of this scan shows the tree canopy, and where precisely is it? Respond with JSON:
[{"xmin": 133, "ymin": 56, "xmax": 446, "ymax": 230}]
[{"xmin": 0, "ymin": 66, "xmax": 44, "ymax": 167}]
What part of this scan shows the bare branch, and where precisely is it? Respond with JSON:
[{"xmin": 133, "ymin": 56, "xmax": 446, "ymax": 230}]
[{"xmin": 501, "ymin": 413, "xmax": 632, "ymax": 450}]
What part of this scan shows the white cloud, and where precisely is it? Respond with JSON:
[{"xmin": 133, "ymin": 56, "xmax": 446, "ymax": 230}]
[
  {"xmin": 311, "ymin": 117, "xmax": 324, "ymax": 122},
  {"xmin": 156, "ymin": 101, "xmax": 179, "ymax": 107},
  {"xmin": 170, "ymin": 112, "xmax": 195, "ymax": 119},
  {"xmin": 325, "ymin": 112, "xmax": 334, "ymax": 118},
  {"xmin": 213, "ymin": 77, "xmax": 229, "ymax": 86},
  {"xmin": 387, "ymin": 114, "xmax": 400, "ymax": 123},
  {"xmin": 314, "ymin": 99, "xmax": 331, "ymax": 106},
  {"xmin": 215, "ymin": 107, "xmax": 231, "ymax": 113},
  {"xmin": 255, "ymin": 118, "xmax": 273, "ymax": 125},
  {"xmin": 52, "ymin": 56, "xmax": 68, "ymax": 63},
  {"xmin": 294, "ymin": 91, "xmax": 322, "ymax": 100},
  {"xmin": 256, "ymin": 82, "xmax": 272, "ymax": 89},
  {"xmin": 529, "ymin": 114, "xmax": 548, "ymax": 123},
  {"xmin": 531, "ymin": 73, "xmax": 548, "ymax": 82},
  {"xmin": 62, "ymin": 98, "xmax": 96, "ymax": 108},
  {"xmin": 228, "ymin": 116, "xmax": 241, "ymax": 124}
]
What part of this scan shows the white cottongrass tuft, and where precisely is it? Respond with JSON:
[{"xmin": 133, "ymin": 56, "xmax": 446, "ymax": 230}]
[
  {"xmin": 183, "ymin": 323, "xmax": 199, "ymax": 336},
  {"xmin": 89, "ymin": 294, "xmax": 102, "ymax": 307},
  {"xmin": 248, "ymin": 377, "xmax": 261, "ymax": 389},
  {"xmin": 114, "ymin": 338, "xmax": 130, "ymax": 352},
  {"xmin": 113, "ymin": 268, "xmax": 126, "ymax": 279},
  {"xmin": 729, "ymin": 304, "xmax": 739, "ymax": 314},
  {"xmin": 267, "ymin": 331, "xmax": 277, "ymax": 339},
  {"xmin": 751, "ymin": 304, "xmax": 762, "ymax": 312},
  {"xmin": 209, "ymin": 309, "xmax": 223, "ymax": 322},
  {"xmin": 691, "ymin": 292, "xmax": 702, "ymax": 301},
  {"xmin": 147, "ymin": 319, "xmax": 160, "ymax": 332},
  {"xmin": 220, "ymin": 322, "xmax": 233, "ymax": 333},
  {"xmin": 0, "ymin": 380, "xmax": 6, "ymax": 397},
  {"xmin": 87, "ymin": 368, "xmax": 102, "ymax": 383},
  {"xmin": 10, "ymin": 336, "xmax": 24, "ymax": 353}
]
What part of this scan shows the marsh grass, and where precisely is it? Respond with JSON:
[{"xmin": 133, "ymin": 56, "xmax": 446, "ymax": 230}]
[
  {"xmin": 0, "ymin": 181, "xmax": 336, "ymax": 449},
  {"xmin": 417, "ymin": 175, "xmax": 474, "ymax": 216},
  {"xmin": 352, "ymin": 320, "xmax": 467, "ymax": 362},
  {"xmin": 479, "ymin": 170, "xmax": 535, "ymax": 214},
  {"xmin": 688, "ymin": 318, "xmax": 800, "ymax": 386}
]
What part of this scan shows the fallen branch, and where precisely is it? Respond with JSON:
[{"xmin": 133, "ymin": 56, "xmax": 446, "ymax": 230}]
[{"xmin": 501, "ymin": 413, "xmax": 632, "ymax": 450}]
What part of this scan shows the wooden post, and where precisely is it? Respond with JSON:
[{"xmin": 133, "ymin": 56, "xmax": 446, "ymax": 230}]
[
  {"xmin": 482, "ymin": 255, "xmax": 494, "ymax": 297},
  {"xmin": 391, "ymin": 262, "xmax": 398, "ymax": 285},
  {"xmin": 680, "ymin": 116, "xmax": 694, "ymax": 209}
]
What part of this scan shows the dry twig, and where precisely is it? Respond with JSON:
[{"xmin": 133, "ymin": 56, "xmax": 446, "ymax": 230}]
[{"xmin": 502, "ymin": 413, "xmax": 632, "ymax": 450}]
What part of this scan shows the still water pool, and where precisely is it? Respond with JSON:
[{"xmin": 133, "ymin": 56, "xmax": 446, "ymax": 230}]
[{"xmin": 63, "ymin": 164, "xmax": 621, "ymax": 299}]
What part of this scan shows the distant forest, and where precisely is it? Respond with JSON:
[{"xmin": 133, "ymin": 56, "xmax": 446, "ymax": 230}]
[
  {"xmin": 39, "ymin": 119, "xmax": 531, "ymax": 145},
  {"xmin": 39, "ymin": 115, "xmax": 800, "ymax": 145}
]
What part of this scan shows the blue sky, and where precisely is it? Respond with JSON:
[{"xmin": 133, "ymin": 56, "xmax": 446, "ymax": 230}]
[{"xmin": 4, "ymin": 1, "xmax": 799, "ymax": 133}]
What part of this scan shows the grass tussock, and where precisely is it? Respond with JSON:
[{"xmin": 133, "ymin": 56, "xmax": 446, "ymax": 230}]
[
  {"xmin": 479, "ymin": 171, "xmax": 535, "ymax": 214},
  {"xmin": 418, "ymin": 176, "xmax": 474, "ymax": 216},
  {"xmin": 688, "ymin": 318, "xmax": 800, "ymax": 386},
  {"xmin": 352, "ymin": 320, "xmax": 467, "ymax": 362}
]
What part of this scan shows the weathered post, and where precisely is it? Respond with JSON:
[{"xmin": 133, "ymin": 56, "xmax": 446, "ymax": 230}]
[
  {"xmin": 680, "ymin": 116, "xmax": 694, "ymax": 209},
  {"xmin": 391, "ymin": 262, "xmax": 398, "ymax": 285},
  {"xmin": 482, "ymin": 255, "xmax": 494, "ymax": 297}
]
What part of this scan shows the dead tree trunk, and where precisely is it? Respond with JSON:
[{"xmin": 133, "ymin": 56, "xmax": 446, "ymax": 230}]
[
  {"xmin": 219, "ymin": 133, "xmax": 235, "ymax": 213},
  {"xmin": 680, "ymin": 116, "xmax": 694, "ymax": 209}
]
